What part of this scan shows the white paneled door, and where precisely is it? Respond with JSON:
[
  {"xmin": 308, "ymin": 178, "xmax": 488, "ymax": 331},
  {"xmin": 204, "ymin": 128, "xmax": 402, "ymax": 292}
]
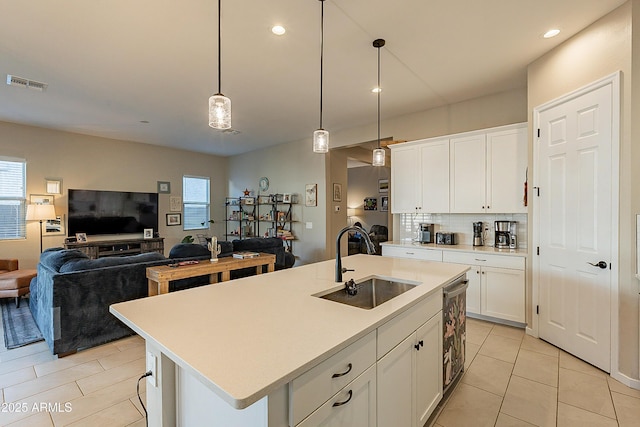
[{"xmin": 535, "ymin": 79, "xmax": 615, "ymax": 372}]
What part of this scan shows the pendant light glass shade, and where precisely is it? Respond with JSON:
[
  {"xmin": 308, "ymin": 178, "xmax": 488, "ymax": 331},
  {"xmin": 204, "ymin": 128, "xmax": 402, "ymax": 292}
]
[
  {"xmin": 209, "ymin": 94, "xmax": 231, "ymax": 129},
  {"xmin": 372, "ymin": 148, "xmax": 385, "ymax": 166},
  {"xmin": 209, "ymin": 0, "xmax": 231, "ymax": 130},
  {"xmin": 313, "ymin": 129, "xmax": 329, "ymax": 153}
]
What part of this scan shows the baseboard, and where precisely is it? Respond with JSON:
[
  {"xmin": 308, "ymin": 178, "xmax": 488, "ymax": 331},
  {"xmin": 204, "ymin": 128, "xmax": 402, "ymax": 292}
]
[
  {"xmin": 611, "ymin": 370, "xmax": 640, "ymax": 391},
  {"xmin": 525, "ymin": 326, "xmax": 537, "ymax": 338}
]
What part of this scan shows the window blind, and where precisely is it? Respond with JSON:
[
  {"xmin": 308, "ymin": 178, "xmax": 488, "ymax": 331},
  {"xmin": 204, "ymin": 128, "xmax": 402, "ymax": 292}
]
[
  {"xmin": 183, "ymin": 176, "xmax": 210, "ymax": 231},
  {"xmin": 0, "ymin": 157, "xmax": 26, "ymax": 240}
]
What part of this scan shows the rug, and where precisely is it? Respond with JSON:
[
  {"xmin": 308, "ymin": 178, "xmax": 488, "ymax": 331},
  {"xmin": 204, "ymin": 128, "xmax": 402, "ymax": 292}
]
[{"xmin": 1, "ymin": 298, "xmax": 44, "ymax": 349}]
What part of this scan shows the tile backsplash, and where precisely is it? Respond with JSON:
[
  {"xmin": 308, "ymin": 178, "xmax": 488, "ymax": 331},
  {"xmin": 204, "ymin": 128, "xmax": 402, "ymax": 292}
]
[{"xmin": 397, "ymin": 213, "xmax": 528, "ymax": 249}]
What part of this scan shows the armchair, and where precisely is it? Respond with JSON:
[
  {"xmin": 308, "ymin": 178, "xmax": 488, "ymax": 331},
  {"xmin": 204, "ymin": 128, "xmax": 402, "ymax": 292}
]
[{"xmin": 367, "ymin": 225, "xmax": 388, "ymax": 255}]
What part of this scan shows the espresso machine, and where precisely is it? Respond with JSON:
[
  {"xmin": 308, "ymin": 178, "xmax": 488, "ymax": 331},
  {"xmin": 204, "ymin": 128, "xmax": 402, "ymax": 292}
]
[
  {"xmin": 495, "ymin": 221, "xmax": 517, "ymax": 249},
  {"xmin": 418, "ymin": 223, "xmax": 434, "ymax": 244},
  {"xmin": 473, "ymin": 222, "xmax": 484, "ymax": 246}
]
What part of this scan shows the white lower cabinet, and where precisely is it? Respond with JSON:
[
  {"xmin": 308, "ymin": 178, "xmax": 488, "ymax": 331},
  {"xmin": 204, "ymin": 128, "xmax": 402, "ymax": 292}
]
[
  {"xmin": 378, "ymin": 313, "xmax": 443, "ymax": 427},
  {"xmin": 443, "ymin": 252, "xmax": 525, "ymax": 323},
  {"xmin": 290, "ymin": 291, "xmax": 446, "ymax": 427},
  {"xmin": 297, "ymin": 365, "xmax": 377, "ymax": 427}
]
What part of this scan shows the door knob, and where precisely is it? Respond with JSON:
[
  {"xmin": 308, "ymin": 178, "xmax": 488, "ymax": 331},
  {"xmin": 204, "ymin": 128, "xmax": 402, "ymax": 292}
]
[{"xmin": 587, "ymin": 261, "xmax": 607, "ymax": 269}]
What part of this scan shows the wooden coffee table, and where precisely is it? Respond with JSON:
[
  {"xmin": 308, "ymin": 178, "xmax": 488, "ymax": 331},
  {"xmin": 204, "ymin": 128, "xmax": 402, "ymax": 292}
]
[{"xmin": 147, "ymin": 253, "xmax": 276, "ymax": 296}]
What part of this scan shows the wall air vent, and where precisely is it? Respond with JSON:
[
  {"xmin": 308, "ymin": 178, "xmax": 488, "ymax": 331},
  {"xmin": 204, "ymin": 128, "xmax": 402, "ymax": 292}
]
[{"xmin": 6, "ymin": 74, "xmax": 47, "ymax": 92}]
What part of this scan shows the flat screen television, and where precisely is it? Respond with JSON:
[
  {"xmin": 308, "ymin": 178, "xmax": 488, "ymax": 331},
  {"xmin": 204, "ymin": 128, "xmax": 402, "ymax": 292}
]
[{"xmin": 68, "ymin": 189, "xmax": 158, "ymax": 236}]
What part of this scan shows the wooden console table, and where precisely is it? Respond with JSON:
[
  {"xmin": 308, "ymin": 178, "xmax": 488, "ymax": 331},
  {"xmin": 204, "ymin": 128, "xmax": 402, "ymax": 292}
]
[{"xmin": 146, "ymin": 253, "xmax": 276, "ymax": 296}]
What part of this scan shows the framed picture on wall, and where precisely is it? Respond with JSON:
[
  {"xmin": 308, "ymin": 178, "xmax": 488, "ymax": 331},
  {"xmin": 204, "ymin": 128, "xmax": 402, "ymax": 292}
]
[
  {"xmin": 305, "ymin": 184, "xmax": 317, "ymax": 207},
  {"xmin": 333, "ymin": 183, "xmax": 342, "ymax": 202},
  {"xmin": 380, "ymin": 196, "xmax": 389, "ymax": 212},
  {"xmin": 378, "ymin": 179, "xmax": 389, "ymax": 193},
  {"xmin": 44, "ymin": 215, "xmax": 65, "ymax": 235},
  {"xmin": 166, "ymin": 213, "xmax": 181, "ymax": 226},
  {"xmin": 364, "ymin": 197, "xmax": 377, "ymax": 211}
]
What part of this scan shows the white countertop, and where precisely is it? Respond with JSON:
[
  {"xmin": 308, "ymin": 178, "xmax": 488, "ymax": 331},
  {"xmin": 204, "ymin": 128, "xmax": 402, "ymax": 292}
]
[
  {"xmin": 381, "ymin": 240, "xmax": 528, "ymax": 257},
  {"xmin": 110, "ymin": 255, "xmax": 468, "ymax": 409}
]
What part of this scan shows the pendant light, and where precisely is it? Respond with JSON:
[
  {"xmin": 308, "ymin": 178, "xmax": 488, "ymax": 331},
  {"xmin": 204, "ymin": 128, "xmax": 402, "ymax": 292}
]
[
  {"xmin": 372, "ymin": 38, "xmax": 385, "ymax": 166},
  {"xmin": 209, "ymin": 0, "xmax": 231, "ymax": 129},
  {"xmin": 313, "ymin": 0, "xmax": 329, "ymax": 153}
]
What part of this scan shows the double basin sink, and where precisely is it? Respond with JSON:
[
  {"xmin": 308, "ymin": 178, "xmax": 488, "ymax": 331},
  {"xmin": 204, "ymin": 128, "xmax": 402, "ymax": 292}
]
[{"xmin": 315, "ymin": 276, "xmax": 418, "ymax": 310}]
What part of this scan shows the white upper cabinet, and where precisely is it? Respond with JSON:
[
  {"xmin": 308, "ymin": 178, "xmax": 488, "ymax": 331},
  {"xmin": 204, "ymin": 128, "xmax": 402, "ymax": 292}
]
[
  {"xmin": 449, "ymin": 133, "xmax": 487, "ymax": 213},
  {"xmin": 391, "ymin": 138, "xmax": 449, "ymax": 214},
  {"xmin": 392, "ymin": 123, "xmax": 527, "ymax": 214},
  {"xmin": 486, "ymin": 126, "xmax": 528, "ymax": 213},
  {"xmin": 449, "ymin": 123, "xmax": 527, "ymax": 213}
]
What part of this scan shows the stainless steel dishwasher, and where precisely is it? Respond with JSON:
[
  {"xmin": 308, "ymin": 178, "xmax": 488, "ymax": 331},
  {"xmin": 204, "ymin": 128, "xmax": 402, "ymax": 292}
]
[{"xmin": 443, "ymin": 276, "xmax": 469, "ymax": 394}]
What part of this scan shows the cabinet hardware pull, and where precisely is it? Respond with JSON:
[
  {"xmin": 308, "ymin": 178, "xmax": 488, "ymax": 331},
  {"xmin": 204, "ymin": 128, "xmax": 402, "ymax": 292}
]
[
  {"xmin": 332, "ymin": 390, "xmax": 353, "ymax": 407},
  {"xmin": 414, "ymin": 343, "xmax": 421, "ymax": 351},
  {"xmin": 331, "ymin": 363, "xmax": 353, "ymax": 378},
  {"xmin": 405, "ymin": 252, "xmax": 414, "ymax": 255},
  {"xmin": 419, "ymin": 340, "xmax": 424, "ymax": 347},
  {"xmin": 474, "ymin": 258, "xmax": 486, "ymax": 262}
]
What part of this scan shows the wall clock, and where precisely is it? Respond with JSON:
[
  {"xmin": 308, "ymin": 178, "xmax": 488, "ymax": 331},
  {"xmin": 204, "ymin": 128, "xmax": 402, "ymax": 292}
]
[{"xmin": 259, "ymin": 177, "xmax": 270, "ymax": 192}]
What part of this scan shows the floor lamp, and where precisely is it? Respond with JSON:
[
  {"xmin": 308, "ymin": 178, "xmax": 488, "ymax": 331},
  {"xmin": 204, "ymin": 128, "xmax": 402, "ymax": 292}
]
[{"xmin": 26, "ymin": 204, "xmax": 57, "ymax": 253}]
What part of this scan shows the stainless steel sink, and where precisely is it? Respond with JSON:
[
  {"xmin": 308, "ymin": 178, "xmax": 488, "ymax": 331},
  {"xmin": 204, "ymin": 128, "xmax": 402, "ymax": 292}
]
[{"xmin": 316, "ymin": 276, "xmax": 418, "ymax": 309}]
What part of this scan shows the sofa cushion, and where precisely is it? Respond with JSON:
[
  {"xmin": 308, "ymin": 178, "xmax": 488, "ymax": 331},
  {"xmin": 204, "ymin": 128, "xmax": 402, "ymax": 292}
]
[
  {"xmin": 40, "ymin": 248, "xmax": 89, "ymax": 272},
  {"xmin": 59, "ymin": 252, "xmax": 165, "ymax": 273}
]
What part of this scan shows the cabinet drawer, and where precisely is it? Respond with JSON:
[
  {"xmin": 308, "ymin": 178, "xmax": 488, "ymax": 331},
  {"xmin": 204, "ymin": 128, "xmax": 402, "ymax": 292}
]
[
  {"xmin": 382, "ymin": 245, "xmax": 443, "ymax": 262},
  {"xmin": 442, "ymin": 251, "xmax": 524, "ymax": 270},
  {"xmin": 289, "ymin": 331, "xmax": 376, "ymax": 426},
  {"xmin": 296, "ymin": 365, "xmax": 377, "ymax": 427},
  {"xmin": 377, "ymin": 292, "xmax": 442, "ymax": 359}
]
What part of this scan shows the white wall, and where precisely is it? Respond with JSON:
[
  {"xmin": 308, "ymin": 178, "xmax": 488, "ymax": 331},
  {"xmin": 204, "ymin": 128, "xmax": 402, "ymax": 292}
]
[
  {"xmin": 0, "ymin": 121, "xmax": 228, "ymax": 268},
  {"xmin": 227, "ymin": 139, "xmax": 328, "ymax": 265}
]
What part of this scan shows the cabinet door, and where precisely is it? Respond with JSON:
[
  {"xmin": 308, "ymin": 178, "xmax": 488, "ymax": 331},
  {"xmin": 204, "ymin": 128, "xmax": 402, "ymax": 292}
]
[
  {"xmin": 486, "ymin": 126, "xmax": 527, "ymax": 213},
  {"xmin": 420, "ymin": 139, "xmax": 449, "ymax": 213},
  {"xmin": 297, "ymin": 365, "xmax": 376, "ymax": 427},
  {"xmin": 465, "ymin": 268, "xmax": 482, "ymax": 315},
  {"xmin": 377, "ymin": 334, "xmax": 414, "ymax": 427},
  {"xmin": 415, "ymin": 313, "xmax": 443, "ymax": 426},
  {"xmin": 391, "ymin": 145, "xmax": 421, "ymax": 213},
  {"xmin": 450, "ymin": 134, "xmax": 486, "ymax": 213},
  {"xmin": 481, "ymin": 266, "xmax": 525, "ymax": 323}
]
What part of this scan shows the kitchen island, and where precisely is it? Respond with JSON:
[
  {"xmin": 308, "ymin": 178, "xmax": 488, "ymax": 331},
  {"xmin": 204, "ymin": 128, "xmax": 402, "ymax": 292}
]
[{"xmin": 110, "ymin": 254, "xmax": 469, "ymax": 426}]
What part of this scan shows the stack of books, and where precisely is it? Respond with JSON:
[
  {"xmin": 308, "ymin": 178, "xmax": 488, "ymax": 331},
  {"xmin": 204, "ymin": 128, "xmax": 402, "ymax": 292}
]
[{"xmin": 233, "ymin": 251, "xmax": 260, "ymax": 259}]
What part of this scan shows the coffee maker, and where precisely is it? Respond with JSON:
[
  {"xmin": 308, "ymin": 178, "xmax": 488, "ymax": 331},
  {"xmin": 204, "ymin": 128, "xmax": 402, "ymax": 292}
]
[
  {"xmin": 418, "ymin": 223, "xmax": 434, "ymax": 244},
  {"xmin": 494, "ymin": 221, "xmax": 517, "ymax": 249},
  {"xmin": 473, "ymin": 222, "xmax": 484, "ymax": 246}
]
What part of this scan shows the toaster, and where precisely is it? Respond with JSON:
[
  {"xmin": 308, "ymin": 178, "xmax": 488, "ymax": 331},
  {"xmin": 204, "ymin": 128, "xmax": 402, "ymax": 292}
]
[{"xmin": 436, "ymin": 232, "xmax": 457, "ymax": 245}]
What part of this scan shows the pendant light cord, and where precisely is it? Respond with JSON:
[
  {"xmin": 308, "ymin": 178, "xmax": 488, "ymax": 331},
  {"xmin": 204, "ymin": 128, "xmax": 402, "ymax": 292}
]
[
  {"xmin": 377, "ymin": 44, "xmax": 381, "ymax": 149},
  {"xmin": 319, "ymin": 0, "xmax": 325, "ymax": 129},
  {"xmin": 217, "ymin": 0, "xmax": 222, "ymax": 94}
]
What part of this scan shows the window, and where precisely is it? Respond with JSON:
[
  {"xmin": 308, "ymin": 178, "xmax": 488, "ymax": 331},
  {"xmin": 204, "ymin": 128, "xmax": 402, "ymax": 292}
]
[
  {"xmin": 183, "ymin": 175, "xmax": 210, "ymax": 230},
  {"xmin": 0, "ymin": 157, "xmax": 26, "ymax": 240}
]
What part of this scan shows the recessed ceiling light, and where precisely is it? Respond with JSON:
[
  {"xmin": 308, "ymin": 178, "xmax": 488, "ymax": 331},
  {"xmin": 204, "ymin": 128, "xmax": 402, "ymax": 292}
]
[
  {"xmin": 271, "ymin": 25, "xmax": 286, "ymax": 36},
  {"xmin": 543, "ymin": 29, "xmax": 560, "ymax": 38},
  {"xmin": 372, "ymin": 87, "xmax": 382, "ymax": 93}
]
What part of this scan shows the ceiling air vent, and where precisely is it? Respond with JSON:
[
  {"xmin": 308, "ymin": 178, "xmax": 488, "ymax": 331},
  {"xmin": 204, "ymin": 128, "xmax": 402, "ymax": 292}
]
[{"xmin": 6, "ymin": 74, "xmax": 47, "ymax": 92}]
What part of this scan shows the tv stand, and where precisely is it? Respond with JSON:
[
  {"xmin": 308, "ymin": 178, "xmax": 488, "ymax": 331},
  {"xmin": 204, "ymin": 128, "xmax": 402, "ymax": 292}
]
[{"xmin": 64, "ymin": 237, "xmax": 164, "ymax": 259}]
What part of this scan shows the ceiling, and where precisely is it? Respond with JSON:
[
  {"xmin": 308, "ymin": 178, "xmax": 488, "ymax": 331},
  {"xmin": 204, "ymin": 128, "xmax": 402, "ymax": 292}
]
[{"xmin": 0, "ymin": 0, "xmax": 627, "ymax": 157}]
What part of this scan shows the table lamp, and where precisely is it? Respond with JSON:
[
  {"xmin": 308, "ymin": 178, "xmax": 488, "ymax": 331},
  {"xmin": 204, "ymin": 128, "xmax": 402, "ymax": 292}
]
[{"xmin": 26, "ymin": 204, "xmax": 57, "ymax": 253}]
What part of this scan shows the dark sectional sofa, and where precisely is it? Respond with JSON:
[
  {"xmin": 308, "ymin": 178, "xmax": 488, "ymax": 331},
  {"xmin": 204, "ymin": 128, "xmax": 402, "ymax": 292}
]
[{"xmin": 30, "ymin": 238, "xmax": 294, "ymax": 355}]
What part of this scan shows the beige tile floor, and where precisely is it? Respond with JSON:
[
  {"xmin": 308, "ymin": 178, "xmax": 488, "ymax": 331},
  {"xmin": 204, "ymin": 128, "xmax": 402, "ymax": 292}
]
[
  {"xmin": 434, "ymin": 318, "xmax": 640, "ymax": 427},
  {"xmin": 1, "ymin": 316, "xmax": 639, "ymax": 426}
]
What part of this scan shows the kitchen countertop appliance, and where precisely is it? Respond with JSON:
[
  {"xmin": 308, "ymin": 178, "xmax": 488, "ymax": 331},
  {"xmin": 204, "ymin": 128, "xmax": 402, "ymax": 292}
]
[
  {"xmin": 443, "ymin": 276, "xmax": 469, "ymax": 394},
  {"xmin": 473, "ymin": 221, "xmax": 484, "ymax": 246},
  {"xmin": 495, "ymin": 221, "xmax": 517, "ymax": 249},
  {"xmin": 418, "ymin": 223, "xmax": 434, "ymax": 244},
  {"xmin": 436, "ymin": 232, "xmax": 457, "ymax": 245}
]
